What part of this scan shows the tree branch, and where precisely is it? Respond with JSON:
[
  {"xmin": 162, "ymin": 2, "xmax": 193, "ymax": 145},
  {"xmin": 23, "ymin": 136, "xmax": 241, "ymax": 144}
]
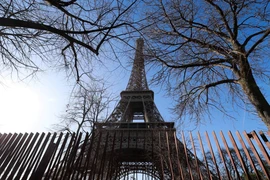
[
  {"xmin": 0, "ymin": 18, "xmax": 98, "ymax": 54},
  {"xmin": 155, "ymin": 56, "xmax": 228, "ymax": 69},
  {"xmin": 96, "ymin": 0, "xmax": 137, "ymax": 52},
  {"xmin": 205, "ymin": 0, "xmax": 234, "ymax": 39},
  {"xmin": 242, "ymin": 29, "xmax": 270, "ymax": 48},
  {"xmin": 246, "ymin": 29, "xmax": 270, "ymax": 57},
  {"xmin": 204, "ymin": 79, "xmax": 238, "ymax": 89},
  {"xmin": 45, "ymin": 0, "xmax": 77, "ymax": 7}
]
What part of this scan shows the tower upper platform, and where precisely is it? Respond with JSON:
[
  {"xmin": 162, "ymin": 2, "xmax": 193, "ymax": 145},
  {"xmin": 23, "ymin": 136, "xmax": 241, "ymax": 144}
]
[{"xmin": 125, "ymin": 38, "xmax": 149, "ymax": 91}]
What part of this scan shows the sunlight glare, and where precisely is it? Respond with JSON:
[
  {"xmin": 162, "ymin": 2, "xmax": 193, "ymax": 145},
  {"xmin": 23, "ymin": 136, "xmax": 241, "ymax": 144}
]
[{"xmin": 0, "ymin": 83, "xmax": 41, "ymax": 132}]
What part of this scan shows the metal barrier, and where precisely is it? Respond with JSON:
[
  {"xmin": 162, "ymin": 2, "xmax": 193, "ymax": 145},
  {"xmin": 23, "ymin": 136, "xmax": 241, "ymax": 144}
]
[{"xmin": 0, "ymin": 130, "xmax": 269, "ymax": 179}]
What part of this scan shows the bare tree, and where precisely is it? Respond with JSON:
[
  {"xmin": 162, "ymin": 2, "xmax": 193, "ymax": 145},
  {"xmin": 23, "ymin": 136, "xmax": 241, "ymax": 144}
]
[
  {"xmin": 52, "ymin": 82, "xmax": 115, "ymax": 137},
  {"xmin": 0, "ymin": 0, "xmax": 138, "ymax": 81},
  {"xmin": 140, "ymin": 0, "xmax": 270, "ymax": 129}
]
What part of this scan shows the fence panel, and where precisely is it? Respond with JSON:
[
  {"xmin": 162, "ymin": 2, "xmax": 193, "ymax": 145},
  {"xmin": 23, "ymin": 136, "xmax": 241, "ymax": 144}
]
[{"xmin": 0, "ymin": 130, "xmax": 269, "ymax": 180}]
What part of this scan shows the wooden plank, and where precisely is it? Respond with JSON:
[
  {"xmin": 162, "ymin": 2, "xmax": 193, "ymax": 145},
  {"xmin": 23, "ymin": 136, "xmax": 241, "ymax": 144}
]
[
  {"xmin": 57, "ymin": 133, "xmax": 76, "ymax": 180},
  {"xmin": 197, "ymin": 132, "xmax": 212, "ymax": 180},
  {"xmin": 220, "ymin": 131, "xmax": 241, "ymax": 179},
  {"xmin": 252, "ymin": 131, "xmax": 270, "ymax": 165},
  {"xmin": 31, "ymin": 141, "xmax": 57, "ymax": 180},
  {"xmin": 212, "ymin": 131, "xmax": 232, "ymax": 180},
  {"xmin": 175, "ymin": 132, "xmax": 185, "ymax": 179},
  {"xmin": 181, "ymin": 131, "xmax": 193, "ymax": 180},
  {"xmin": 97, "ymin": 131, "xmax": 109, "ymax": 179},
  {"xmin": 243, "ymin": 131, "xmax": 270, "ymax": 179},
  {"xmin": 259, "ymin": 131, "xmax": 270, "ymax": 149},
  {"xmin": 65, "ymin": 132, "xmax": 83, "ymax": 179},
  {"xmin": 82, "ymin": 132, "xmax": 96, "ymax": 180},
  {"xmin": 72, "ymin": 133, "xmax": 90, "ymax": 179},
  {"xmin": 43, "ymin": 132, "xmax": 64, "ymax": 179},
  {"xmin": 89, "ymin": 131, "xmax": 103, "ymax": 179},
  {"xmin": 228, "ymin": 131, "xmax": 252, "ymax": 180},
  {"xmin": 2, "ymin": 133, "xmax": 29, "ymax": 179},
  {"xmin": 189, "ymin": 132, "xmax": 203, "ymax": 180},
  {"xmin": 205, "ymin": 131, "xmax": 221, "ymax": 179},
  {"xmin": 46, "ymin": 133, "xmax": 68, "ymax": 179},
  {"xmin": 0, "ymin": 133, "xmax": 23, "ymax": 174},
  {"xmin": 158, "ymin": 131, "xmax": 165, "ymax": 179},
  {"xmin": 21, "ymin": 132, "xmax": 48, "ymax": 180},
  {"xmin": 166, "ymin": 131, "xmax": 174, "ymax": 179},
  {"xmin": 0, "ymin": 133, "xmax": 11, "ymax": 151},
  {"xmin": 6, "ymin": 133, "xmax": 34, "ymax": 180},
  {"xmin": 14, "ymin": 133, "xmax": 40, "ymax": 180},
  {"xmin": 236, "ymin": 131, "xmax": 261, "ymax": 179}
]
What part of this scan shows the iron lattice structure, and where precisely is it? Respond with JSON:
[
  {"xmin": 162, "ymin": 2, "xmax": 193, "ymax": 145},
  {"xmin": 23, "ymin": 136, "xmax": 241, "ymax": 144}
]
[
  {"xmin": 125, "ymin": 38, "xmax": 149, "ymax": 91},
  {"xmin": 89, "ymin": 122, "xmax": 184, "ymax": 179},
  {"xmin": 92, "ymin": 39, "xmax": 209, "ymax": 179},
  {"xmin": 106, "ymin": 39, "xmax": 164, "ymax": 123}
]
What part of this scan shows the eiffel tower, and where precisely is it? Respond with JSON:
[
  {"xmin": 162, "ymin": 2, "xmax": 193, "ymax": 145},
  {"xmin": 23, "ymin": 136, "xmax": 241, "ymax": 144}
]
[{"xmin": 87, "ymin": 39, "xmax": 210, "ymax": 179}]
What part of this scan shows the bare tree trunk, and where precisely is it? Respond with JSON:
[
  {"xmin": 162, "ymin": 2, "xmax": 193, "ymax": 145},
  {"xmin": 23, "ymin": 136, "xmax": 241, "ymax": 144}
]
[{"xmin": 238, "ymin": 56, "xmax": 270, "ymax": 129}]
